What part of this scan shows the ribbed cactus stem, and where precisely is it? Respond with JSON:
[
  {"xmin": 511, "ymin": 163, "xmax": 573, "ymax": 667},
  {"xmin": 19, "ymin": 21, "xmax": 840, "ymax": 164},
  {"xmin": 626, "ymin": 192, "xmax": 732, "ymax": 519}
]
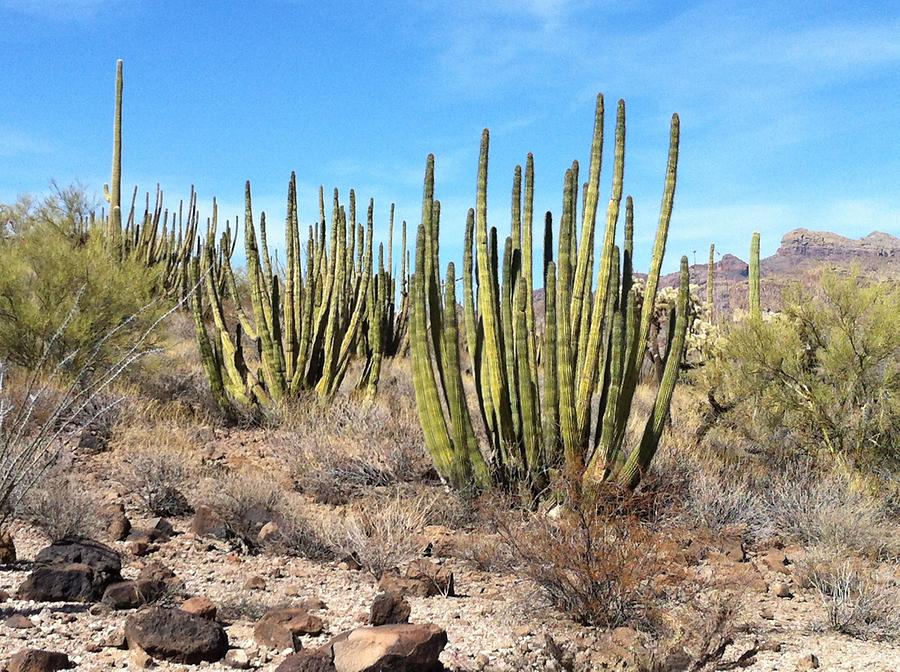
[
  {"xmin": 707, "ymin": 242, "xmax": 715, "ymax": 318},
  {"xmin": 749, "ymin": 232, "xmax": 761, "ymax": 318}
]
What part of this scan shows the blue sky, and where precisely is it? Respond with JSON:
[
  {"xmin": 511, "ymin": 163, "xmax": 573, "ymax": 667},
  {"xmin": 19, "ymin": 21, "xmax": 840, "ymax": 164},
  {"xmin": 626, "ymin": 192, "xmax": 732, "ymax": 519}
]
[{"xmin": 2, "ymin": 0, "xmax": 899, "ymax": 272}]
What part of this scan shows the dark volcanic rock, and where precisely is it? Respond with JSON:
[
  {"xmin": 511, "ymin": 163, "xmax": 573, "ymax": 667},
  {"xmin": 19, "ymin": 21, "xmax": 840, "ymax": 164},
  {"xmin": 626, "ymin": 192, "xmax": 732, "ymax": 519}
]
[
  {"xmin": 124, "ymin": 606, "xmax": 228, "ymax": 664},
  {"xmin": 6, "ymin": 649, "xmax": 74, "ymax": 672}
]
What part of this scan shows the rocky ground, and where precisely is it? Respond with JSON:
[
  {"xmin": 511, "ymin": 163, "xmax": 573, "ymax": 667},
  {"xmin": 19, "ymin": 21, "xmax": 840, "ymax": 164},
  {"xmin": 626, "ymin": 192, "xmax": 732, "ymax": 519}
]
[{"xmin": 2, "ymin": 508, "xmax": 899, "ymax": 671}]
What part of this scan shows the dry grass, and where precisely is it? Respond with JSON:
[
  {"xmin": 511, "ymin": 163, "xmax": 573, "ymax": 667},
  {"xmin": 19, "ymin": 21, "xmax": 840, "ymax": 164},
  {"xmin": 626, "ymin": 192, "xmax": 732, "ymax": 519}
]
[
  {"xmin": 114, "ymin": 424, "xmax": 199, "ymax": 516},
  {"xmin": 17, "ymin": 473, "xmax": 102, "ymax": 541},
  {"xmin": 199, "ymin": 469, "xmax": 284, "ymax": 551},
  {"xmin": 321, "ymin": 489, "xmax": 434, "ymax": 579},
  {"xmin": 280, "ymin": 391, "xmax": 428, "ymax": 504},
  {"xmin": 799, "ymin": 547, "xmax": 900, "ymax": 641}
]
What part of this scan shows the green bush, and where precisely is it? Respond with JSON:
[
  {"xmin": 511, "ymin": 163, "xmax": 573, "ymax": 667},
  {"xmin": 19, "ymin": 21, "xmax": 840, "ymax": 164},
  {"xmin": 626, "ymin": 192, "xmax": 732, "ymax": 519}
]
[
  {"xmin": 0, "ymin": 188, "xmax": 164, "ymax": 370},
  {"xmin": 705, "ymin": 270, "xmax": 899, "ymax": 471}
]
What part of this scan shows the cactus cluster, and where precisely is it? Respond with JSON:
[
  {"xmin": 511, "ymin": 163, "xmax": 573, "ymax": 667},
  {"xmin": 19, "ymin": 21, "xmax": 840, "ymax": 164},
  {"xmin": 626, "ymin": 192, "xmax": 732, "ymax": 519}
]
[
  {"xmin": 191, "ymin": 177, "xmax": 408, "ymax": 413},
  {"xmin": 410, "ymin": 95, "xmax": 692, "ymax": 492}
]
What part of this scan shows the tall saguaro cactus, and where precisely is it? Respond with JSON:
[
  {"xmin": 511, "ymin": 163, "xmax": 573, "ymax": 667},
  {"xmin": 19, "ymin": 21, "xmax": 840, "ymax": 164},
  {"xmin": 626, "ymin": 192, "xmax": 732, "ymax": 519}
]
[
  {"xmin": 707, "ymin": 243, "xmax": 715, "ymax": 319},
  {"xmin": 410, "ymin": 94, "xmax": 691, "ymax": 493},
  {"xmin": 749, "ymin": 231, "xmax": 761, "ymax": 318}
]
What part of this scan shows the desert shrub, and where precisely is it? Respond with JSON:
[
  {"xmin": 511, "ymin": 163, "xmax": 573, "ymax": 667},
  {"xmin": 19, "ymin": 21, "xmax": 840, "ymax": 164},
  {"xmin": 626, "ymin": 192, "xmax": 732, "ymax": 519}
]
[
  {"xmin": 202, "ymin": 470, "xmax": 284, "ymax": 551},
  {"xmin": 116, "ymin": 443, "xmax": 195, "ymax": 517},
  {"xmin": 322, "ymin": 491, "xmax": 433, "ymax": 578},
  {"xmin": 764, "ymin": 462, "xmax": 898, "ymax": 559},
  {"xmin": 500, "ymin": 487, "xmax": 672, "ymax": 628},
  {"xmin": 0, "ymin": 189, "xmax": 164, "ymax": 371},
  {"xmin": 799, "ymin": 548, "xmax": 899, "ymax": 640},
  {"xmin": 704, "ymin": 270, "xmax": 899, "ymax": 470},
  {"xmin": 284, "ymin": 396, "xmax": 426, "ymax": 503},
  {"xmin": 17, "ymin": 474, "xmax": 102, "ymax": 541},
  {"xmin": 0, "ymin": 294, "xmax": 169, "ymax": 532},
  {"xmin": 264, "ymin": 502, "xmax": 332, "ymax": 560}
]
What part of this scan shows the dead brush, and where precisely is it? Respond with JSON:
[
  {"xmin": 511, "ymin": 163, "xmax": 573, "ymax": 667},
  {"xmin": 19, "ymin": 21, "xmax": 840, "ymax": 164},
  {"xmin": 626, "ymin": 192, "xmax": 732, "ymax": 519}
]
[
  {"xmin": 499, "ymin": 483, "xmax": 675, "ymax": 628},
  {"xmin": 322, "ymin": 489, "xmax": 434, "ymax": 579},
  {"xmin": 799, "ymin": 547, "xmax": 900, "ymax": 641},
  {"xmin": 17, "ymin": 472, "xmax": 102, "ymax": 541},
  {"xmin": 282, "ymin": 395, "xmax": 426, "ymax": 503},
  {"xmin": 115, "ymin": 430, "xmax": 197, "ymax": 517}
]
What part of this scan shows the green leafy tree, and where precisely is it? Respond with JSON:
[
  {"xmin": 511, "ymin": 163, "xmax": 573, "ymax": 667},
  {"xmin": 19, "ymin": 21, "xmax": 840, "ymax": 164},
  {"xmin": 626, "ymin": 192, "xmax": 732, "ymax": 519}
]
[{"xmin": 706, "ymin": 270, "xmax": 899, "ymax": 469}]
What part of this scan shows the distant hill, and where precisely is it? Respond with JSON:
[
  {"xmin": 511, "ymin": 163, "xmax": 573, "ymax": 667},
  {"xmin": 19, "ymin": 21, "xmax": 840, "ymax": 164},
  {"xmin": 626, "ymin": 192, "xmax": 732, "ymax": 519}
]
[
  {"xmin": 661, "ymin": 228, "xmax": 900, "ymax": 314},
  {"xmin": 529, "ymin": 229, "xmax": 898, "ymax": 323}
]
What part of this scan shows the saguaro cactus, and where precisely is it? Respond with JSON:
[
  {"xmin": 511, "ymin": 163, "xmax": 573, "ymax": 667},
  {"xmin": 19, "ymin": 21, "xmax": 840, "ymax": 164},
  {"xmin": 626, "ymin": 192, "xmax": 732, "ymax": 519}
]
[
  {"xmin": 749, "ymin": 231, "xmax": 761, "ymax": 318},
  {"xmin": 707, "ymin": 243, "xmax": 715, "ymax": 318},
  {"xmin": 410, "ymin": 94, "xmax": 690, "ymax": 493}
]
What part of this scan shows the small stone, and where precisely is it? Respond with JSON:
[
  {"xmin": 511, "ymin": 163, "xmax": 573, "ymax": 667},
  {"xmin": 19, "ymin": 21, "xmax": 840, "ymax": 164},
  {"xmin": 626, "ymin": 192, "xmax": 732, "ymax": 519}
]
[
  {"xmin": 181, "ymin": 596, "xmax": 217, "ymax": 620},
  {"xmin": 0, "ymin": 531, "xmax": 16, "ymax": 565},
  {"xmin": 761, "ymin": 549, "xmax": 792, "ymax": 575},
  {"xmin": 760, "ymin": 608, "xmax": 775, "ymax": 620},
  {"xmin": 6, "ymin": 649, "xmax": 73, "ymax": 672},
  {"xmin": 253, "ymin": 621, "xmax": 299, "ymax": 652},
  {"xmin": 224, "ymin": 648, "xmax": 251, "ymax": 669},
  {"xmin": 130, "ymin": 647, "xmax": 155, "ymax": 669},
  {"xmin": 772, "ymin": 582, "xmax": 793, "ymax": 598},
  {"xmin": 369, "ymin": 592, "xmax": 411, "ymax": 626},
  {"xmin": 244, "ymin": 575, "xmax": 266, "ymax": 590},
  {"xmin": 5, "ymin": 614, "xmax": 35, "ymax": 629},
  {"xmin": 258, "ymin": 521, "xmax": 281, "ymax": 544},
  {"xmin": 797, "ymin": 653, "xmax": 819, "ymax": 669},
  {"xmin": 128, "ymin": 541, "xmax": 151, "ymax": 557}
]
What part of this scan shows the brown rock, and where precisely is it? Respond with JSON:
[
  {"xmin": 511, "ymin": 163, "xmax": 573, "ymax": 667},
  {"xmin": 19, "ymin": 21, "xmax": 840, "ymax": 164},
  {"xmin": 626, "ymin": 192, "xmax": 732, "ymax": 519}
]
[
  {"xmin": 275, "ymin": 649, "xmax": 336, "ymax": 672},
  {"xmin": 369, "ymin": 592, "xmax": 411, "ymax": 626},
  {"xmin": 128, "ymin": 541, "xmax": 151, "ymax": 557},
  {"xmin": 5, "ymin": 614, "xmax": 35, "ymax": 629},
  {"xmin": 0, "ymin": 531, "xmax": 16, "ymax": 565},
  {"xmin": 124, "ymin": 606, "xmax": 229, "ymax": 664},
  {"xmin": 244, "ymin": 575, "xmax": 267, "ymax": 590},
  {"xmin": 191, "ymin": 505, "xmax": 229, "ymax": 539},
  {"xmin": 761, "ymin": 549, "xmax": 791, "ymax": 575},
  {"xmin": 0, "ymin": 590, "xmax": 10, "ymax": 602},
  {"xmin": 405, "ymin": 560, "xmax": 454, "ymax": 596},
  {"xmin": 254, "ymin": 621, "xmax": 300, "ymax": 652},
  {"xmin": 102, "ymin": 579, "xmax": 164, "ymax": 610},
  {"xmin": 259, "ymin": 607, "xmax": 325, "ymax": 636},
  {"xmin": 772, "ymin": 582, "xmax": 793, "ymax": 598},
  {"xmin": 258, "ymin": 521, "xmax": 282, "ymax": 544},
  {"xmin": 6, "ymin": 649, "xmax": 74, "ymax": 672},
  {"xmin": 797, "ymin": 653, "xmax": 820, "ymax": 669},
  {"xmin": 181, "ymin": 596, "xmax": 217, "ymax": 620},
  {"xmin": 138, "ymin": 562, "xmax": 182, "ymax": 592},
  {"xmin": 330, "ymin": 624, "xmax": 447, "ymax": 672},
  {"xmin": 377, "ymin": 561, "xmax": 454, "ymax": 599},
  {"xmin": 100, "ymin": 503, "xmax": 131, "ymax": 542},
  {"xmin": 224, "ymin": 648, "xmax": 251, "ymax": 669}
]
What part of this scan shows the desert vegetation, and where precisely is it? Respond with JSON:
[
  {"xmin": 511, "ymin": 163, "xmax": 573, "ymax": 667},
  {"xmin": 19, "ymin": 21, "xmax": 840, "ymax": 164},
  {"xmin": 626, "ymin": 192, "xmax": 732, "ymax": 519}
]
[{"xmin": 0, "ymin": 58, "xmax": 897, "ymax": 672}]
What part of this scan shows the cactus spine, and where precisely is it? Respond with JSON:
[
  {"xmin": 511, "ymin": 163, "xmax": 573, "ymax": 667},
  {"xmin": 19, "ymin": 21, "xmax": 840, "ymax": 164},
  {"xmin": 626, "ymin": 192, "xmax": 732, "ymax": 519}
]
[
  {"xmin": 410, "ymin": 95, "xmax": 690, "ymax": 492},
  {"xmin": 749, "ymin": 231, "xmax": 761, "ymax": 318}
]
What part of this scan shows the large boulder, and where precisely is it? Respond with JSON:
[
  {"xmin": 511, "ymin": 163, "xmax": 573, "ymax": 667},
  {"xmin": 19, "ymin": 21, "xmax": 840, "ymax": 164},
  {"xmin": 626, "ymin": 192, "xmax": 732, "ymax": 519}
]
[
  {"xmin": 124, "ymin": 607, "xmax": 229, "ymax": 664},
  {"xmin": 34, "ymin": 538, "xmax": 121, "ymax": 576},
  {"xmin": 17, "ymin": 538, "xmax": 122, "ymax": 603},
  {"xmin": 330, "ymin": 624, "xmax": 447, "ymax": 672},
  {"xmin": 5, "ymin": 649, "xmax": 74, "ymax": 672}
]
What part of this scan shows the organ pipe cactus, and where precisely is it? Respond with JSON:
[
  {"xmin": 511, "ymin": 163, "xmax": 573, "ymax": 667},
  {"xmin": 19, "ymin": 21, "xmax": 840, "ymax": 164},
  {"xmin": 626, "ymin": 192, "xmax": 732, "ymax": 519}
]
[
  {"xmin": 191, "ymin": 175, "xmax": 409, "ymax": 412},
  {"xmin": 410, "ymin": 94, "xmax": 691, "ymax": 492},
  {"xmin": 749, "ymin": 231, "xmax": 761, "ymax": 318}
]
